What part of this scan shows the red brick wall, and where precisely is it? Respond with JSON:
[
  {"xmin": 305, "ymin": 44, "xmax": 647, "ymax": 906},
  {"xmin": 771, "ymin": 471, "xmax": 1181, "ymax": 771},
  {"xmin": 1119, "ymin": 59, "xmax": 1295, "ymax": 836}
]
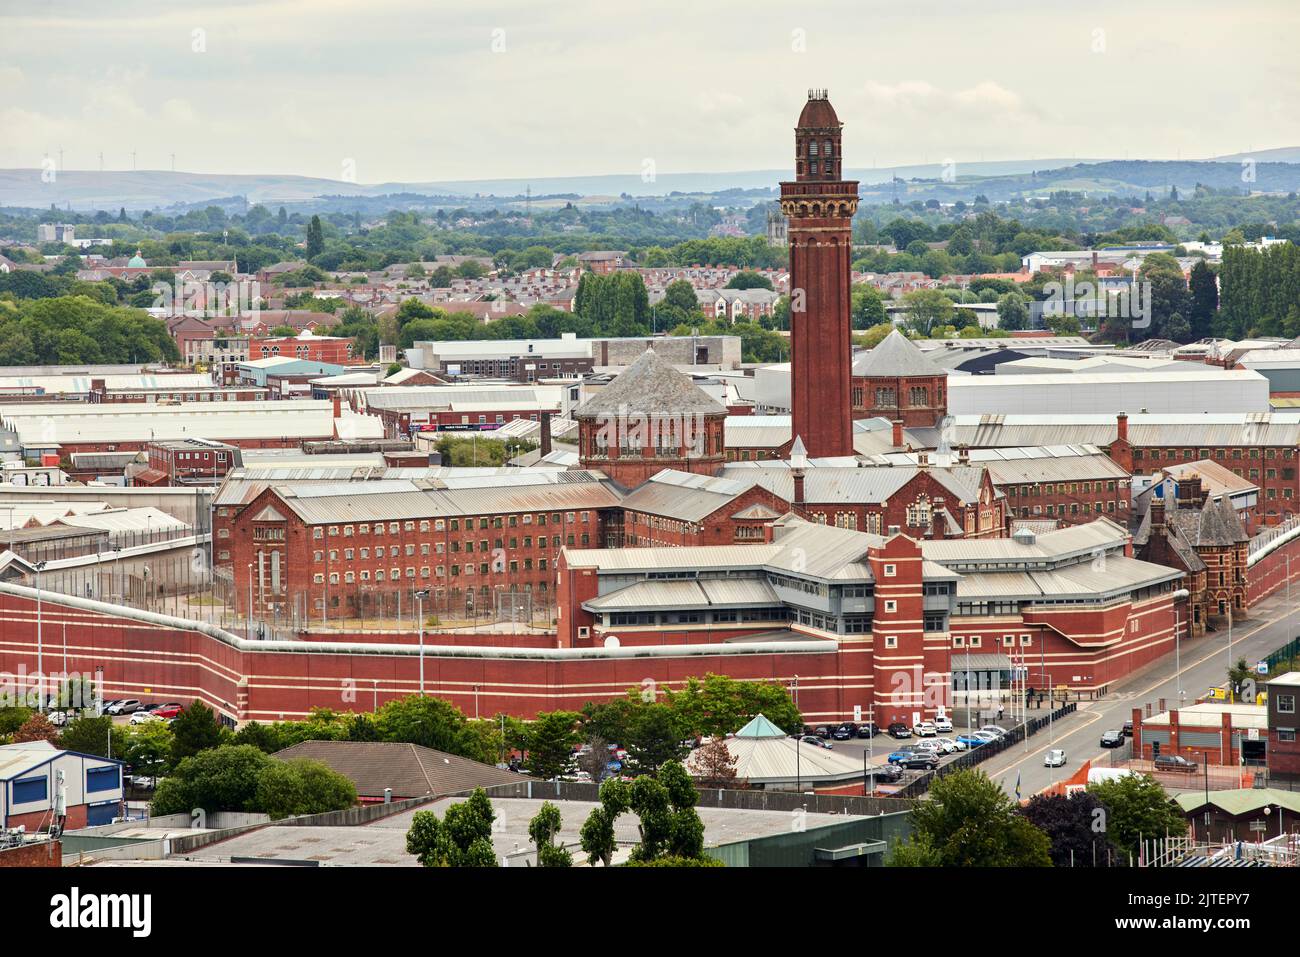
[
  {"xmin": 852, "ymin": 373, "xmax": 947, "ymax": 428},
  {"xmin": 0, "ymin": 839, "xmax": 63, "ymax": 867}
]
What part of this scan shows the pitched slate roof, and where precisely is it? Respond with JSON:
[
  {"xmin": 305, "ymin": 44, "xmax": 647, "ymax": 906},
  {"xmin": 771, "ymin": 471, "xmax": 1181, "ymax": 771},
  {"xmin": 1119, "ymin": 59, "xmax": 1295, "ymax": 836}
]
[
  {"xmin": 272, "ymin": 740, "xmax": 526, "ymax": 799},
  {"xmin": 1166, "ymin": 496, "xmax": 1249, "ymax": 547},
  {"xmin": 574, "ymin": 348, "xmax": 726, "ymax": 419},
  {"xmin": 852, "ymin": 330, "xmax": 940, "ymax": 378}
]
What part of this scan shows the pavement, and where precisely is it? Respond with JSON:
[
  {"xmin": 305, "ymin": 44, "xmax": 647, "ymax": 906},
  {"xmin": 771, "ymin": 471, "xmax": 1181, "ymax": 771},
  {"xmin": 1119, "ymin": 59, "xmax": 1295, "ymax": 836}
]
[{"xmin": 972, "ymin": 588, "xmax": 1300, "ymax": 799}]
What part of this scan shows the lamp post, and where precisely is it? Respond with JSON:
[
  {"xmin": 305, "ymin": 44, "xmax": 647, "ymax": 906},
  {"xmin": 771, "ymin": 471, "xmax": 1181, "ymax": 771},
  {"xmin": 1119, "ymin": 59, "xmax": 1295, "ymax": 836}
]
[
  {"xmin": 415, "ymin": 589, "xmax": 429, "ymax": 696},
  {"xmin": 35, "ymin": 560, "xmax": 47, "ymax": 712},
  {"xmin": 1171, "ymin": 588, "xmax": 1189, "ymax": 702},
  {"xmin": 247, "ymin": 562, "xmax": 255, "ymax": 640}
]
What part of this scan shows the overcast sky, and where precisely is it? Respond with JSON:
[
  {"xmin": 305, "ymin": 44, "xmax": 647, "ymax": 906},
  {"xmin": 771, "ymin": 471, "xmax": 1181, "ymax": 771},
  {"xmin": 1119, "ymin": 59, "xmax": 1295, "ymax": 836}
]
[{"xmin": 2, "ymin": 0, "xmax": 1296, "ymax": 183}]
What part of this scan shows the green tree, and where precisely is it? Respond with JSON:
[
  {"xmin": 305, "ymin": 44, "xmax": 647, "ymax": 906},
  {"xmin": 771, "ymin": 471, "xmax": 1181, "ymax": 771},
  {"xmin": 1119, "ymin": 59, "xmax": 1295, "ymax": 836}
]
[
  {"xmin": 406, "ymin": 788, "xmax": 498, "ymax": 867},
  {"xmin": 306, "ymin": 215, "xmax": 324, "ymax": 259},
  {"xmin": 996, "ymin": 291, "xmax": 1029, "ymax": 332},
  {"xmin": 725, "ymin": 270, "xmax": 774, "ymax": 291},
  {"xmin": 255, "ymin": 758, "xmax": 357, "ymax": 819},
  {"xmin": 665, "ymin": 673, "xmax": 802, "ymax": 738},
  {"xmin": 152, "ymin": 745, "xmax": 271, "ymax": 815},
  {"xmin": 527, "ymin": 801, "xmax": 572, "ymax": 867},
  {"xmin": 59, "ymin": 715, "xmax": 127, "ymax": 760},
  {"xmin": 1187, "ymin": 259, "xmax": 1218, "ymax": 339},
  {"xmin": 900, "ymin": 288, "xmax": 955, "ymax": 335},
  {"xmin": 888, "ymin": 769, "xmax": 1052, "ymax": 867},
  {"xmin": 623, "ymin": 702, "xmax": 687, "ymax": 774},
  {"xmin": 1087, "ymin": 773, "xmax": 1187, "ymax": 861},
  {"xmin": 579, "ymin": 777, "xmax": 631, "ymax": 866},
  {"xmin": 123, "ymin": 720, "xmax": 174, "ymax": 778},
  {"xmin": 169, "ymin": 700, "xmax": 224, "ymax": 765},
  {"xmin": 850, "ymin": 284, "xmax": 889, "ymax": 329},
  {"xmin": 1019, "ymin": 791, "xmax": 1109, "ymax": 867},
  {"xmin": 523, "ymin": 710, "xmax": 581, "ymax": 780}
]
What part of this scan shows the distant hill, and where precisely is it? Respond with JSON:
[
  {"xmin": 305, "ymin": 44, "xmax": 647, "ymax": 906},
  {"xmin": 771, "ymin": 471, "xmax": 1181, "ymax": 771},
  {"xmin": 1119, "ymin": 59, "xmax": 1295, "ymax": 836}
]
[{"xmin": 3, "ymin": 152, "xmax": 1298, "ymax": 211}]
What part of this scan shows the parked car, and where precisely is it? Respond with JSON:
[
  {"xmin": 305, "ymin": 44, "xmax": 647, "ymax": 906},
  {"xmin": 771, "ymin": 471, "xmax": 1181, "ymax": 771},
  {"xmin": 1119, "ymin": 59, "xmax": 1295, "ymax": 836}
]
[
  {"xmin": 813, "ymin": 725, "xmax": 834, "ymax": 739},
  {"xmin": 856, "ymin": 722, "xmax": 880, "ymax": 738},
  {"xmin": 866, "ymin": 764, "xmax": 903, "ymax": 783},
  {"xmin": 932, "ymin": 715, "xmax": 954, "ymax": 733},
  {"xmin": 800, "ymin": 735, "xmax": 833, "ymax": 750},
  {"xmin": 107, "ymin": 700, "xmax": 141, "ymax": 715},
  {"xmin": 149, "ymin": 702, "xmax": 181, "ymax": 714},
  {"xmin": 1100, "ymin": 730, "xmax": 1125, "ymax": 748},
  {"xmin": 913, "ymin": 722, "xmax": 937, "ymax": 737},
  {"xmin": 1154, "ymin": 754, "xmax": 1199, "ymax": 773},
  {"xmin": 930, "ymin": 738, "xmax": 958, "ymax": 755},
  {"xmin": 971, "ymin": 731, "xmax": 1001, "ymax": 744},
  {"xmin": 979, "ymin": 725, "xmax": 1009, "ymax": 739},
  {"xmin": 151, "ymin": 704, "xmax": 183, "ymax": 719},
  {"xmin": 129, "ymin": 710, "xmax": 160, "ymax": 726},
  {"xmin": 101, "ymin": 699, "xmax": 122, "ymax": 713},
  {"xmin": 900, "ymin": 753, "xmax": 939, "ymax": 771},
  {"xmin": 1122, "ymin": 721, "xmax": 1133, "ymax": 737},
  {"xmin": 1044, "ymin": 749, "xmax": 1067, "ymax": 768},
  {"xmin": 832, "ymin": 723, "xmax": 858, "ymax": 740},
  {"xmin": 956, "ymin": 733, "xmax": 985, "ymax": 748},
  {"xmin": 47, "ymin": 710, "xmax": 70, "ymax": 727},
  {"xmin": 887, "ymin": 723, "xmax": 912, "ymax": 739},
  {"xmin": 886, "ymin": 750, "xmax": 915, "ymax": 764},
  {"xmin": 946, "ymin": 736, "xmax": 968, "ymax": 751}
]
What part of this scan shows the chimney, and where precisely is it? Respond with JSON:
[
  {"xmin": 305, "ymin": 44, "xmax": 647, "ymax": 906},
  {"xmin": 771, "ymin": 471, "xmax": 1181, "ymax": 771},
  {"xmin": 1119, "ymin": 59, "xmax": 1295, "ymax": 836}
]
[
  {"xmin": 540, "ymin": 410, "xmax": 553, "ymax": 457},
  {"xmin": 792, "ymin": 469, "xmax": 806, "ymax": 506},
  {"xmin": 1116, "ymin": 411, "xmax": 1129, "ymax": 443},
  {"xmin": 931, "ymin": 498, "xmax": 945, "ymax": 538},
  {"xmin": 332, "ymin": 393, "xmax": 341, "ymax": 419},
  {"xmin": 891, "ymin": 420, "xmax": 904, "ymax": 449},
  {"xmin": 1151, "ymin": 499, "xmax": 1166, "ymax": 533},
  {"xmin": 1179, "ymin": 476, "xmax": 1204, "ymax": 508}
]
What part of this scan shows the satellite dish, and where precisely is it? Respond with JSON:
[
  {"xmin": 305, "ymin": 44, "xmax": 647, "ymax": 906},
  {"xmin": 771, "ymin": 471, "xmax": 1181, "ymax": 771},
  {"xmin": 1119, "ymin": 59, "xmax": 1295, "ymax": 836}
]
[{"xmin": 603, "ymin": 635, "xmax": 620, "ymax": 649}]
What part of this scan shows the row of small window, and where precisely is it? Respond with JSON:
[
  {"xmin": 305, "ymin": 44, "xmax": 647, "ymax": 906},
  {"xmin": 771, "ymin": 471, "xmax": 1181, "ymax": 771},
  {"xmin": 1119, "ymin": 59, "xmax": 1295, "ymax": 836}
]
[
  {"xmin": 1134, "ymin": 447, "xmax": 1294, "ymax": 461},
  {"xmin": 313, "ymin": 512, "xmax": 589, "ymax": 538},
  {"xmin": 605, "ymin": 608, "xmax": 784, "ymax": 626},
  {"xmin": 314, "ymin": 562, "xmax": 549, "ymax": 583},
  {"xmin": 314, "ymin": 539, "xmax": 579, "ymax": 561},
  {"xmin": 952, "ymin": 634, "xmax": 1034, "ymax": 648},
  {"xmin": 866, "ymin": 387, "xmax": 941, "ymax": 408},
  {"xmin": 1007, "ymin": 481, "xmax": 1119, "ymax": 496},
  {"xmin": 1018, "ymin": 502, "xmax": 1120, "ymax": 517}
]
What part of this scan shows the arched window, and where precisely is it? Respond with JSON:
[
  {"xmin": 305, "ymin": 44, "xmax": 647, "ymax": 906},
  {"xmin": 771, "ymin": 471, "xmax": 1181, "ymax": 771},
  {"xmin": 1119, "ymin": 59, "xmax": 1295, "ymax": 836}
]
[
  {"xmin": 824, "ymin": 139, "xmax": 833, "ymax": 157},
  {"xmin": 808, "ymin": 140, "xmax": 819, "ymax": 157}
]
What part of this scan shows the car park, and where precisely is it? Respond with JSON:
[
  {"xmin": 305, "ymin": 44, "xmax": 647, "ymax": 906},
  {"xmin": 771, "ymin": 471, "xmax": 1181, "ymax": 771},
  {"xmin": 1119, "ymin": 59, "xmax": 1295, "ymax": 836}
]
[
  {"xmin": 1154, "ymin": 754, "xmax": 1199, "ymax": 773},
  {"xmin": 813, "ymin": 725, "xmax": 834, "ymax": 739},
  {"xmin": 930, "ymin": 738, "xmax": 958, "ymax": 755},
  {"xmin": 151, "ymin": 704, "xmax": 183, "ymax": 719},
  {"xmin": 971, "ymin": 731, "xmax": 1001, "ymax": 744},
  {"xmin": 886, "ymin": 750, "xmax": 915, "ymax": 764},
  {"xmin": 1044, "ymin": 749, "xmax": 1067, "ymax": 768},
  {"xmin": 832, "ymin": 723, "xmax": 858, "ymax": 740},
  {"xmin": 856, "ymin": 722, "xmax": 880, "ymax": 738},
  {"xmin": 887, "ymin": 723, "xmax": 912, "ymax": 739},
  {"xmin": 932, "ymin": 715, "xmax": 953, "ymax": 733},
  {"xmin": 1100, "ymin": 730, "xmax": 1125, "ymax": 748},
  {"xmin": 129, "ymin": 710, "xmax": 160, "ymax": 725},
  {"xmin": 913, "ymin": 722, "xmax": 937, "ymax": 737},
  {"xmin": 800, "ymin": 735, "xmax": 833, "ymax": 750},
  {"xmin": 956, "ymin": 733, "xmax": 985, "ymax": 748}
]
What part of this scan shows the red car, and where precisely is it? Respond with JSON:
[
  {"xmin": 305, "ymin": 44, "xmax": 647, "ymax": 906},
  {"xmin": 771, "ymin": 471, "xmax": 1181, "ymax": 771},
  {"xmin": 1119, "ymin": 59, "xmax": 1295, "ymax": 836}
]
[{"xmin": 150, "ymin": 703, "xmax": 183, "ymax": 719}]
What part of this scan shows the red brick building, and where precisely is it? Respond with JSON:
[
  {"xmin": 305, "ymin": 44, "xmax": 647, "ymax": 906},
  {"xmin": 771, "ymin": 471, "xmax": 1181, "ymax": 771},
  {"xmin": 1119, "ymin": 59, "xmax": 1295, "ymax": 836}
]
[
  {"xmin": 781, "ymin": 91, "xmax": 857, "ymax": 457},
  {"xmin": 226, "ymin": 471, "xmax": 623, "ymax": 619},
  {"xmin": 851, "ymin": 330, "xmax": 948, "ymax": 428},
  {"xmin": 575, "ymin": 348, "xmax": 727, "ymax": 488},
  {"xmin": 251, "ymin": 332, "xmax": 359, "ymax": 365},
  {"xmin": 141, "ymin": 438, "xmax": 243, "ymax": 486}
]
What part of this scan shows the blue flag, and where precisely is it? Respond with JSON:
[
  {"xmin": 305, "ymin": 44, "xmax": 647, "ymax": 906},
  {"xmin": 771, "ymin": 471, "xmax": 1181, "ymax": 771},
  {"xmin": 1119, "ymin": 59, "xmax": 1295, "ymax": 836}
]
[{"xmin": 1014, "ymin": 769, "xmax": 1022, "ymax": 800}]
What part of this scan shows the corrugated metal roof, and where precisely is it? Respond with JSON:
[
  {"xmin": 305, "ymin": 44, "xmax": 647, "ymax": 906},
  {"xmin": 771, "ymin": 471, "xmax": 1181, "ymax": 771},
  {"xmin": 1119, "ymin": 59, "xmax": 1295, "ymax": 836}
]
[{"xmin": 620, "ymin": 469, "xmax": 757, "ymax": 522}]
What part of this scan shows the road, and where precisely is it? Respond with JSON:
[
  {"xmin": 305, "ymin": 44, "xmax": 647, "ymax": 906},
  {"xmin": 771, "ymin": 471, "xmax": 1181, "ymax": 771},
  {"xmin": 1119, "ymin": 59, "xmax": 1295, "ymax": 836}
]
[{"xmin": 975, "ymin": 587, "xmax": 1300, "ymax": 799}]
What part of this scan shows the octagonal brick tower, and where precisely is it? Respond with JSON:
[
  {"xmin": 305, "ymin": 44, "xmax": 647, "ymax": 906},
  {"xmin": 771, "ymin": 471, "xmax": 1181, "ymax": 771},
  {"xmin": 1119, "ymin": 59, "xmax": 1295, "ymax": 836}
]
[{"xmin": 780, "ymin": 90, "xmax": 858, "ymax": 458}]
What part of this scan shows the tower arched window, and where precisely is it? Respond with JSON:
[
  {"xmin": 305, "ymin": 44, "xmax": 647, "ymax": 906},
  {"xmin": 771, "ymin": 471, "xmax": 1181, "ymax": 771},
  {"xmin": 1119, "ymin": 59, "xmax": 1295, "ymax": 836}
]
[
  {"xmin": 824, "ymin": 139, "xmax": 833, "ymax": 157},
  {"xmin": 808, "ymin": 141, "xmax": 819, "ymax": 157}
]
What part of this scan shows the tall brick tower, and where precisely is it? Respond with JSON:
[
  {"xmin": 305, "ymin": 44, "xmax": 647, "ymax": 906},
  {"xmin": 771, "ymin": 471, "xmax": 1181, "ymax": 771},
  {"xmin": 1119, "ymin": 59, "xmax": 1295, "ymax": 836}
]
[{"xmin": 780, "ymin": 90, "xmax": 858, "ymax": 458}]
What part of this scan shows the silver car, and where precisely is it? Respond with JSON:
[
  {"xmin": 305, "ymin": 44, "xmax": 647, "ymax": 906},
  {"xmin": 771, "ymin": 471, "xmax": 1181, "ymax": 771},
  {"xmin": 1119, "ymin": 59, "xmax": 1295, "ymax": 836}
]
[{"xmin": 1044, "ymin": 748, "xmax": 1067, "ymax": 768}]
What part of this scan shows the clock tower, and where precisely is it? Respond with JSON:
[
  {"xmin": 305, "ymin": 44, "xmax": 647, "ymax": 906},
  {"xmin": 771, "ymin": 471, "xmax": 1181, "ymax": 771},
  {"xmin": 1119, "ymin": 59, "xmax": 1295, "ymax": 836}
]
[{"xmin": 780, "ymin": 90, "xmax": 858, "ymax": 458}]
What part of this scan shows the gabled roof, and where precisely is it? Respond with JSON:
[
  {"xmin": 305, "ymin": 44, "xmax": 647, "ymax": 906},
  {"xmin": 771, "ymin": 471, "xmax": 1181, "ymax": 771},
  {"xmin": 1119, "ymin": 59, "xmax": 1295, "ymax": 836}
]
[
  {"xmin": 574, "ymin": 348, "xmax": 725, "ymax": 419},
  {"xmin": 271, "ymin": 740, "xmax": 527, "ymax": 799},
  {"xmin": 852, "ymin": 330, "xmax": 940, "ymax": 378}
]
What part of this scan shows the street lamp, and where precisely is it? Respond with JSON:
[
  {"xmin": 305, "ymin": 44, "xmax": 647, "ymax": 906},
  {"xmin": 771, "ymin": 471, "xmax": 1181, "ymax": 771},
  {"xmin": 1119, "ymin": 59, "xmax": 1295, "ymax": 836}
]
[
  {"xmin": 415, "ymin": 589, "xmax": 430, "ymax": 696},
  {"xmin": 35, "ymin": 560, "xmax": 47, "ymax": 712},
  {"xmin": 1171, "ymin": 588, "xmax": 1189, "ymax": 702}
]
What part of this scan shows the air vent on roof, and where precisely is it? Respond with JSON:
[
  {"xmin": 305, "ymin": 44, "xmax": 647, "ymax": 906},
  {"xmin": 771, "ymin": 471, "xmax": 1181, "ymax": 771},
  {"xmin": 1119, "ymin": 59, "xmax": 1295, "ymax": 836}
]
[{"xmin": 1012, "ymin": 527, "xmax": 1036, "ymax": 545}]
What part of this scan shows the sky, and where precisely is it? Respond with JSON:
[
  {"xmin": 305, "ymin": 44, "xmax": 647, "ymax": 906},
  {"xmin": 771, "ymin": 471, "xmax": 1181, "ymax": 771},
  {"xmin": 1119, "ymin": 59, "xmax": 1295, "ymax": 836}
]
[{"xmin": 2, "ymin": 0, "xmax": 1297, "ymax": 184}]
